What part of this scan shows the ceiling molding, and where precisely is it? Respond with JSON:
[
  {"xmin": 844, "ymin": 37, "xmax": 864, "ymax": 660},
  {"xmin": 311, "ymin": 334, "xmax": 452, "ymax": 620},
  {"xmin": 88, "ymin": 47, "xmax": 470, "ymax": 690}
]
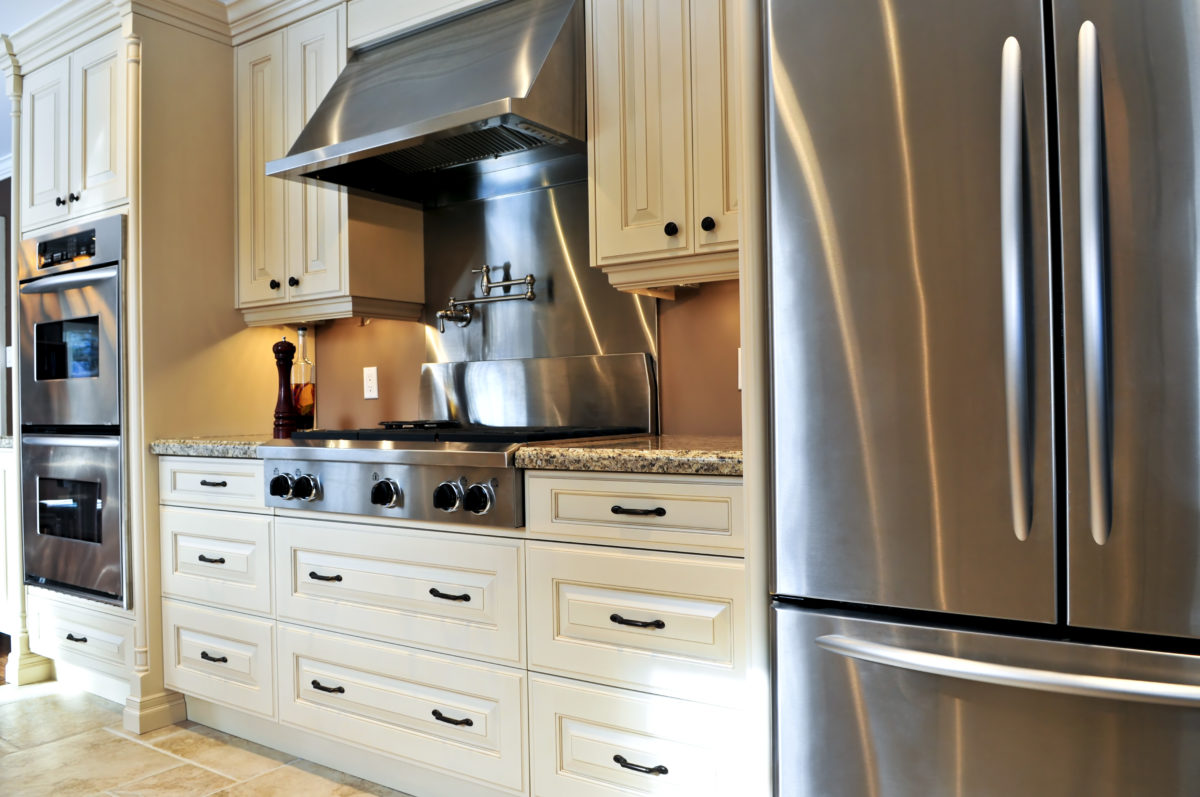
[
  {"xmin": 126, "ymin": 0, "xmax": 233, "ymax": 45},
  {"xmin": 8, "ymin": 0, "xmax": 119, "ymax": 74},
  {"xmin": 226, "ymin": 0, "xmax": 340, "ymax": 46}
]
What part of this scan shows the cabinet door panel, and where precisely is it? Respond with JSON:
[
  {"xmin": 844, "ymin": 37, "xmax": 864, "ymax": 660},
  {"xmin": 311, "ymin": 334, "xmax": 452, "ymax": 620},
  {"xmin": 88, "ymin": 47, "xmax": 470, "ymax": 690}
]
[
  {"xmin": 690, "ymin": 0, "xmax": 738, "ymax": 253},
  {"xmin": 591, "ymin": 0, "xmax": 692, "ymax": 265},
  {"xmin": 70, "ymin": 32, "xmax": 127, "ymax": 216},
  {"xmin": 236, "ymin": 32, "xmax": 287, "ymax": 308},
  {"xmin": 21, "ymin": 56, "xmax": 71, "ymax": 231},
  {"xmin": 285, "ymin": 8, "xmax": 346, "ymax": 301}
]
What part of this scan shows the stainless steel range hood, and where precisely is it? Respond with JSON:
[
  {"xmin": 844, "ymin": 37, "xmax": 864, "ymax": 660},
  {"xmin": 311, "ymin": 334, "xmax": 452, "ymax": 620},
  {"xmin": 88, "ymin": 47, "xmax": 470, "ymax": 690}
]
[{"xmin": 266, "ymin": 0, "xmax": 584, "ymax": 205}]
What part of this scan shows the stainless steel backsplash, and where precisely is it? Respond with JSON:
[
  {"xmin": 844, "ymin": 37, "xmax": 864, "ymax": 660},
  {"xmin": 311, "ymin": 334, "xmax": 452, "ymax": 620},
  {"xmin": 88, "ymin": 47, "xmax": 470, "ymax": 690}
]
[{"xmin": 421, "ymin": 163, "xmax": 658, "ymax": 363}]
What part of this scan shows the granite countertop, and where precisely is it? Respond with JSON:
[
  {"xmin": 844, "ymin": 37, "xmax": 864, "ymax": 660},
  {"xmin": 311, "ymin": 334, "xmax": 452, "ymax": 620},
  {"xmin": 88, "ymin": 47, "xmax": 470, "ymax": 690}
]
[
  {"xmin": 514, "ymin": 434, "xmax": 743, "ymax": 476},
  {"xmin": 149, "ymin": 436, "xmax": 273, "ymax": 459}
]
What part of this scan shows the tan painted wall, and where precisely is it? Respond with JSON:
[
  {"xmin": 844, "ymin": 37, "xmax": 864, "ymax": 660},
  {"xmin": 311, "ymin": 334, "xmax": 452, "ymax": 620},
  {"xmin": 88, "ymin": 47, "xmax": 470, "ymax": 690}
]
[
  {"xmin": 313, "ymin": 318, "xmax": 427, "ymax": 429},
  {"xmin": 657, "ymin": 279, "xmax": 742, "ymax": 436}
]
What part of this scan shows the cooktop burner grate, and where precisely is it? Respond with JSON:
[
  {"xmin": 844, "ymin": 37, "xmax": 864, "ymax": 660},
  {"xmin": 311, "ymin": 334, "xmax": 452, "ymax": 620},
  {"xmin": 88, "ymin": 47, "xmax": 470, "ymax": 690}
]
[{"xmin": 291, "ymin": 424, "xmax": 643, "ymax": 445}]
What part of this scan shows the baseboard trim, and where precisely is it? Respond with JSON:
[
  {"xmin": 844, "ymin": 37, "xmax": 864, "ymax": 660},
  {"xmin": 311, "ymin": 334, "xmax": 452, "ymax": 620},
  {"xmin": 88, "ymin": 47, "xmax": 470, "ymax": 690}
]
[{"xmin": 124, "ymin": 689, "xmax": 188, "ymax": 734}]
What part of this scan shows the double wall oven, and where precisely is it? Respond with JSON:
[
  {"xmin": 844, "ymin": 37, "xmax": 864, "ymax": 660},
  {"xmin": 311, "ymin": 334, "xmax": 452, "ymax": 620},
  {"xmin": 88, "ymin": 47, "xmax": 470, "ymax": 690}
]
[{"xmin": 19, "ymin": 213, "xmax": 126, "ymax": 606}]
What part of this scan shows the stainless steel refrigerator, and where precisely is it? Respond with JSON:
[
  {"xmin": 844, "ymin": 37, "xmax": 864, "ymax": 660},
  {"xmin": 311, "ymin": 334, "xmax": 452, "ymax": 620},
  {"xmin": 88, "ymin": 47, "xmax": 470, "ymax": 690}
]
[{"xmin": 768, "ymin": 1, "xmax": 1200, "ymax": 794}]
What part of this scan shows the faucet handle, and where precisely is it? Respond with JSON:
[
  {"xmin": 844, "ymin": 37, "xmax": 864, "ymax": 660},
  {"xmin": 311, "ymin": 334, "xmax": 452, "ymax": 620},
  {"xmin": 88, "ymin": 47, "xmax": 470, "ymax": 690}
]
[{"xmin": 472, "ymin": 265, "xmax": 492, "ymax": 295}]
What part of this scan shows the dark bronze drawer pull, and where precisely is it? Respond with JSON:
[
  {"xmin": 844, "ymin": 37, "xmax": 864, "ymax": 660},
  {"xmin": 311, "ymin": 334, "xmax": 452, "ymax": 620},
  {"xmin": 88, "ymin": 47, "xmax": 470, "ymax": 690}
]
[
  {"xmin": 432, "ymin": 709, "xmax": 474, "ymax": 727},
  {"xmin": 65, "ymin": 633, "xmax": 88, "ymax": 643},
  {"xmin": 311, "ymin": 679, "xmax": 345, "ymax": 694},
  {"xmin": 429, "ymin": 587, "xmax": 471, "ymax": 602},
  {"xmin": 197, "ymin": 554, "xmax": 226, "ymax": 564},
  {"xmin": 614, "ymin": 754, "xmax": 668, "ymax": 775},
  {"xmin": 610, "ymin": 613, "xmax": 666, "ymax": 630},
  {"xmin": 308, "ymin": 571, "xmax": 343, "ymax": 582},
  {"xmin": 199, "ymin": 480, "xmax": 228, "ymax": 488},
  {"xmin": 200, "ymin": 651, "xmax": 228, "ymax": 663},
  {"xmin": 611, "ymin": 505, "xmax": 666, "ymax": 517}
]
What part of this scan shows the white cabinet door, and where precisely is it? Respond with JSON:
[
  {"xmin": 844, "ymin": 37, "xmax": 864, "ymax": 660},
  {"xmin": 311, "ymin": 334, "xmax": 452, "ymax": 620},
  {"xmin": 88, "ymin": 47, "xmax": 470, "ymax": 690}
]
[
  {"xmin": 689, "ymin": 0, "xmax": 738, "ymax": 254},
  {"xmin": 69, "ymin": 31, "xmax": 127, "ymax": 217},
  {"xmin": 20, "ymin": 55, "xmax": 72, "ymax": 231},
  {"xmin": 590, "ymin": 0, "xmax": 692, "ymax": 266},
  {"xmin": 284, "ymin": 8, "xmax": 346, "ymax": 301},
  {"xmin": 236, "ymin": 32, "xmax": 287, "ymax": 308}
]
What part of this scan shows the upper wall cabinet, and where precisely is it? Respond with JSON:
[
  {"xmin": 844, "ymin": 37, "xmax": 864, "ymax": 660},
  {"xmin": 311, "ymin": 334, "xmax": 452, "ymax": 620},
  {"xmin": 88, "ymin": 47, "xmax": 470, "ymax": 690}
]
[
  {"xmin": 346, "ymin": 0, "xmax": 493, "ymax": 49},
  {"xmin": 20, "ymin": 30, "xmax": 127, "ymax": 233},
  {"xmin": 235, "ymin": 6, "xmax": 424, "ymax": 326},
  {"xmin": 588, "ymin": 0, "xmax": 741, "ymax": 295}
]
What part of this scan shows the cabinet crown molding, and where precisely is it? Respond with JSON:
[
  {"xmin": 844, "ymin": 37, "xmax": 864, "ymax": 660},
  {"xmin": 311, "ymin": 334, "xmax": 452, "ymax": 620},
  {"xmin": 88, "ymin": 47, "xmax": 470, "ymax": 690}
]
[{"xmin": 226, "ymin": 0, "xmax": 342, "ymax": 45}]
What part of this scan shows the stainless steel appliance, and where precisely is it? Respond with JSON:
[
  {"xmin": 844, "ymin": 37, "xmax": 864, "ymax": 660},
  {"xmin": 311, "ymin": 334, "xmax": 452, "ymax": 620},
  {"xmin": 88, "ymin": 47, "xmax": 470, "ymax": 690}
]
[
  {"xmin": 260, "ymin": 354, "xmax": 654, "ymax": 527},
  {"xmin": 19, "ymin": 213, "xmax": 127, "ymax": 606},
  {"xmin": 19, "ymin": 214, "xmax": 124, "ymax": 428},
  {"xmin": 767, "ymin": 1, "xmax": 1200, "ymax": 793}
]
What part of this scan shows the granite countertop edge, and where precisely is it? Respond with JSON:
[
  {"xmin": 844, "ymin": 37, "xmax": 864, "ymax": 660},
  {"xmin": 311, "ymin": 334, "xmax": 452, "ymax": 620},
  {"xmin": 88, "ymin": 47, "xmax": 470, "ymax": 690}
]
[{"xmin": 149, "ymin": 438, "xmax": 269, "ymax": 459}]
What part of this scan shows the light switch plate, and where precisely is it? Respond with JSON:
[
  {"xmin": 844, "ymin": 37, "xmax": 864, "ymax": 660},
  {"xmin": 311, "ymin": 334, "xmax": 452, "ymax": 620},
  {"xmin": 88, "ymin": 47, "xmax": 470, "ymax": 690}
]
[{"xmin": 363, "ymin": 366, "xmax": 379, "ymax": 400}]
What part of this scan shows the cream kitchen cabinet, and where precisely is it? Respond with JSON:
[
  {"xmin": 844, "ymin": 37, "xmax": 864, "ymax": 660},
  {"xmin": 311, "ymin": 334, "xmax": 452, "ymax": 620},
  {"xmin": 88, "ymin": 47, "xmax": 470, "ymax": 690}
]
[
  {"xmin": 346, "ymin": 0, "xmax": 493, "ymax": 49},
  {"xmin": 19, "ymin": 29, "xmax": 127, "ymax": 233},
  {"xmin": 588, "ymin": 0, "xmax": 740, "ymax": 294},
  {"xmin": 235, "ymin": 7, "xmax": 424, "ymax": 326}
]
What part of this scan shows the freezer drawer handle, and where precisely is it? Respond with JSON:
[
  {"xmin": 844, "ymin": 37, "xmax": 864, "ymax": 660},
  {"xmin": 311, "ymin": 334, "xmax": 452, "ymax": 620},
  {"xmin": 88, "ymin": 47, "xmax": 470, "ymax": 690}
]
[
  {"xmin": 200, "ymin": 651, "xmax": 228, "ymax": 664},
  {"xmin": 431, "ymin": 709, "xmax": 474, "ymax": 727},
  {"xmin": 199, "ymin": 479, "xmax": 228, "ymax": 488},
  {"xmin": 816, "ymin": 634, "xmax": 1200, "ymax": 708},
  {"xmin": 65, "ymin": 633, "xmax": 87, "ymax": 644},
  {"xmin": 197, "ymin": 554, "xmax": 226, "ymax": 565},
  {"xmin": 308, "ymin": 571, "xmax": 343, "ymax": 582},
  {"xmin": 611, "ymin": 505, "xmax": 667, "ymax": 517},
  {"xmin": 610, "ymin": 613, "xmax": 666, "ymax": 630},
  {"xmin": 613, "ymin": 755, "xmax": 668, "ymax": 776},
  {"xmin": 429, "ymin": 587, "xmax": 471, "ymax": 602},
  {"xmin": 311, "ymin": 680, "xmax": 345, "ymax": 694}
]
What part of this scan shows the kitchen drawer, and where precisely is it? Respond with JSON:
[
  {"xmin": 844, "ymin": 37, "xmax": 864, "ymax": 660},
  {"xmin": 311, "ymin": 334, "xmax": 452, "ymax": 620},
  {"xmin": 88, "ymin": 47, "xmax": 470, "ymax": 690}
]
[
  {"xmin": 527, "ymin": 542, "xmax": 745, "ymax": 704},
  {"xmin": 525, "ymin": 471, "xmax": 743, "ymax": 554},
  {"xmin": 160, "ymin": 507, "xmax": 273, "ymax": 615},
  {"xmin": 162, "ymin": 598, "xmax": 276, "ymax": 718},
  {"xmin": 278, "ymin": 623, "xmax": 527, "ymax": 794},
  {"xmin": 159, "ymin": 457, "xmax": 266, "ymax": 511},
  {"xmin": 530, "ymin": 674, "xmax": 741, "ymax": 797},
  {"xmin": 276, "ymin": 518, "xmax": 524, "ymax": 665},
  {"xmin": 26, "ymin": 589, "xmax": 134, "ymax": 678}
]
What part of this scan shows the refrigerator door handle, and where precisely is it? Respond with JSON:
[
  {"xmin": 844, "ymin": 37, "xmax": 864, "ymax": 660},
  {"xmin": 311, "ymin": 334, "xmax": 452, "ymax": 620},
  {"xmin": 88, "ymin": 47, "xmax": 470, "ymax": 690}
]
[
  {"xmin": 1079, "ymin": 20, "xmax": 1112, "ymax": 546},
  {"xmin": 1000, "ymin": 36, "xmax": 1031, "ymax": 542},
  {"xmin": 816, "ymin": 634, "xmax": 1200, "ymax": 708}
]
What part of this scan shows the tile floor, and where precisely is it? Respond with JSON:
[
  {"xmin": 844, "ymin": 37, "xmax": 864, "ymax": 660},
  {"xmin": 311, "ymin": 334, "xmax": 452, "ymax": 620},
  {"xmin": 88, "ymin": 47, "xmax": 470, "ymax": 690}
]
[{"xmin": 0, "ymin": 678, "xmax": 415, "ymax": 796}]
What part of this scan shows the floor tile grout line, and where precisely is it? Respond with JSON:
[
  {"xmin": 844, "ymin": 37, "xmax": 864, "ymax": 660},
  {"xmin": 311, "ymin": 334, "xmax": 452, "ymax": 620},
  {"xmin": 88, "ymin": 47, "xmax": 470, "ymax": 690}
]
[{"xmin": 100, "ymin": 725, "xmax": 295, "ymax": 788}]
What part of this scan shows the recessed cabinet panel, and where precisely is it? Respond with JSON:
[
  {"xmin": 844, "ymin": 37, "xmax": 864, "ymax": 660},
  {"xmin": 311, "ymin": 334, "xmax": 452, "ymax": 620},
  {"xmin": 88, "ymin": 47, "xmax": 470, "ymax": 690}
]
[
  {"xmin": 160, "ymin": 506, "xmax": 273, "ymax": 615},
  {"xmin": 70, "ymin": 32, "xmax": 127, "ymax": 217},
  {"xmin": 591, "ymin": 0, "xmax": 692, "ymax": 264},
  {"xmin": 689, "ymin": 0, "xmax": 738, "ymax": 253},
  {"xmin": 236, "ymin": 31, "xmax": 287, "ymax": 307},
  {"xmin": 21, "ymin": 57, "xmax": 72, "ymax": 231}
]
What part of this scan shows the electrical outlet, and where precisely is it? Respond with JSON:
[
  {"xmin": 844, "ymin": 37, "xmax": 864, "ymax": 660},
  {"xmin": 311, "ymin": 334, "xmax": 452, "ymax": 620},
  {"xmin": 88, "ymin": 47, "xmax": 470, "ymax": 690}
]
[{"xmin": 363, "ymin": 366, "xmax": 379, "ymax": 400}]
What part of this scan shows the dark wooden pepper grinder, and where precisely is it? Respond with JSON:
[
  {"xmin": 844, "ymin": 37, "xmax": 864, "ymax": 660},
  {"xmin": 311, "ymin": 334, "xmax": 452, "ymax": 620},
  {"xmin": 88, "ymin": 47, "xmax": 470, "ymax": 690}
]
[{"xmin": 273, "ymin": 336, "xmax": 299, "ymax": 439}]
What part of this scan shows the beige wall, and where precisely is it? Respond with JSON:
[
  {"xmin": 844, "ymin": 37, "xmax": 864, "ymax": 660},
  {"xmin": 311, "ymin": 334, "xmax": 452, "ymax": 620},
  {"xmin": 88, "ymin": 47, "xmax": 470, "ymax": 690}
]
[
  {"xmin": 658, "ymin": 280, "xmax": 742, "ymax": 436},
  {"xmin": 310, "ymin": 280, "xmax": 743, "ymax": 436}
]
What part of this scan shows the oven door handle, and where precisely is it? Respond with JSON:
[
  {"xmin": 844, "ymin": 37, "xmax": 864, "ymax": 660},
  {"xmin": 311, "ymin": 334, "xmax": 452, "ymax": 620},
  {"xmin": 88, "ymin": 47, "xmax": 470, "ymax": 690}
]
[
  {"xmin": 19, "ymin": 264, "xmax": 119, "ymax": 294},
  {"xmin": 22, "ymin": 434, "xmax": 120, "ymax": 449}
]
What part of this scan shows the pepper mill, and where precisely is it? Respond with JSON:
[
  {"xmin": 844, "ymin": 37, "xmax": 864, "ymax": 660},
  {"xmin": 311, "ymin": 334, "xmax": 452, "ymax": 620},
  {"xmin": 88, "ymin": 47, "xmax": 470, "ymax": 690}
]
[{"xmin": 273, "ymin": 336, "xmax": 299, "ymax": 439}]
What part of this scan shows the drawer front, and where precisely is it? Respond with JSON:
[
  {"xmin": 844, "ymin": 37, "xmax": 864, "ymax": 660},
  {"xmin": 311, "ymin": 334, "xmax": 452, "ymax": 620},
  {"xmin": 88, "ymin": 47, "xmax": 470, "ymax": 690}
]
[
  {"xmin": 276, "ymin": 519, "xmax": 524, "ymax": 665},
  {"xmin": 526, "ymin": 471, "xmax": 743, "ymax": 554},
  {"xmin": 159, "ymin": 457, "xmax": 265, "ymax": 510},
  {"xmin": 527, "ymin": 542, "xmax": 745, "ymax": 704},
  {"xmin": 279, "ymin": 623, "xmax": 527, "ymax": 793},
  {"xmin": 27, "ymin": 590, "xmax": 134, "ymax": 676},
  {"xmin": 530, "ymin": 675, "xmax": 740, "ymax": 797},
  {"xmin": 162, "ymin": 598, "xmax": 275, "ymax": 718},
  {"xmin": 160, "ymin": 507, "xmax": 273, "ymax": 615}
]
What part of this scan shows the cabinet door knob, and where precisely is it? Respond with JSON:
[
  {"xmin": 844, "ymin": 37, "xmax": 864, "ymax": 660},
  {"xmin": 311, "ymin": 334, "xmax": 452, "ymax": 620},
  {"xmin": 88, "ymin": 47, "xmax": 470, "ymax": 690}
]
[
  {"xmin": 269, "ymin": 279, "xmax": 281, "ymax": 290},
  {"xmin": 700, "ymin": 216, "xmax": 716, "ymax": 232},
  {"xmin": 55, "ymin": 196, "xmax": 66, "ymax": 207},
  {"xmin": 288, "ymin": 276, "xmax": 300, "ymax": 287},
  {"xmin": 68, "ymin": 192, "xmax": 80, "ymax": 203},
  {"xmin": 663, "ymin": 221, "xmax": 679, "ymax": 237}
]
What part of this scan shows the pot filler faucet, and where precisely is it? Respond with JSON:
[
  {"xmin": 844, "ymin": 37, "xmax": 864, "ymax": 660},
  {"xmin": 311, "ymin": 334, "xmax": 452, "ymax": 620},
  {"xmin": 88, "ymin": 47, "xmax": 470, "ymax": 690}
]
[{"xmin": 436, "ymin": 265, "xmax": 536, "ymax": 332}]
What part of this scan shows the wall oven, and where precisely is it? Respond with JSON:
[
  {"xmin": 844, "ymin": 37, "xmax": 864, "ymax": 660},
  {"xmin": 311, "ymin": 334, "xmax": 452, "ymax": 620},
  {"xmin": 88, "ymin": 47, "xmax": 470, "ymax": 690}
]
[{"xmin": 19, "ymin": 214, "xmax": 126, "ymax": 606}]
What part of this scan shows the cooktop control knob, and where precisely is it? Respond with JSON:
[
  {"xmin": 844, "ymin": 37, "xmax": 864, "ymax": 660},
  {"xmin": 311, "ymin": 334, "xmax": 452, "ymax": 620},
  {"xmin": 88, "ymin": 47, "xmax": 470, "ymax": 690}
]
[
  {"xmin": 463, "ymin": 483, "xmax": 495, "ymax": 515},
  {"xmin": 292, "ymin": 474, "xmax": 320, "ymax": 502},
  {"xmin": 269, "ymin": 473, "xmax": 296, "ymax": 500},
  {"xmin": 433, "ymin": 481, "xmax": 464, "ymax": 512},
  {"xmin": 370, "ymin": 478, "xmax": 402, "ymax": 508}
]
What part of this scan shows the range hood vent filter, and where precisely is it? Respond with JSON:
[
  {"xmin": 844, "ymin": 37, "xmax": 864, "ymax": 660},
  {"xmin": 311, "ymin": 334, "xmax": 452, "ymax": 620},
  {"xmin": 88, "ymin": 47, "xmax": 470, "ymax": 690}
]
[{"xmin": 378, "ymin": 125, "xmax": 550, "ymax": 175}]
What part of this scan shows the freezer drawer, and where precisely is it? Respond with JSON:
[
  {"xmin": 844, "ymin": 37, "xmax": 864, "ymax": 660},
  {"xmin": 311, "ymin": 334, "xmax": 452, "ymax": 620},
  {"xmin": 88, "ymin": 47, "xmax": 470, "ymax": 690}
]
[{"xmin": 776, "ymin": 604, "xmax": 1200, "ymax": 797}]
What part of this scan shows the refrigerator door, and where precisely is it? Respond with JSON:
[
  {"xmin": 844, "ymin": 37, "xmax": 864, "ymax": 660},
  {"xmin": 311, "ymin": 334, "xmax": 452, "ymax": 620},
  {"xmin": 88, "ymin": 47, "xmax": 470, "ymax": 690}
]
[
  {"xmin": 776, "ymin": 603, "xmax": 1200, "ymax": 797},
  {"xmin": 1057, "ymin": 1, "xmax": 1200, "ymax": 640},
  {"xmin": 767, "ymin": 0, "xmax": 1056, "ymax": 620}
]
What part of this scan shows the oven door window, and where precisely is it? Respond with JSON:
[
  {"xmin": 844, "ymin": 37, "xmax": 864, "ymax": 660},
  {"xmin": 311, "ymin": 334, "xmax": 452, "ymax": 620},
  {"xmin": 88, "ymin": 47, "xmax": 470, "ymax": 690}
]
[
  {"xmin": 35, "ymin": 317, "xmax": 101, "ymax": 380},
  {"xmin": 37, "ymin": 478, "xmax": 103, "ymax": 544}
]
